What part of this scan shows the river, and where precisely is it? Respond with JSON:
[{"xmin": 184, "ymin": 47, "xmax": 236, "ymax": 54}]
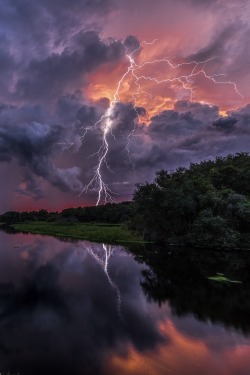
[{"xmin": 0, "ymin": 231, "xmax": 250, "ymax": 375}]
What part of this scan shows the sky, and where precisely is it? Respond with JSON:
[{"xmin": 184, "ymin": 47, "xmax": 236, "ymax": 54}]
[{"xmin": 0, "ymin": 0, "xmax": 250, "ymax": 212}]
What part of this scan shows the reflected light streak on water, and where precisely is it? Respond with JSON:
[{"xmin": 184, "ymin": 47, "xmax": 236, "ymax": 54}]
[{"xmin": 85, "ymin": 243, "xmax": 122, "ymax": 317}]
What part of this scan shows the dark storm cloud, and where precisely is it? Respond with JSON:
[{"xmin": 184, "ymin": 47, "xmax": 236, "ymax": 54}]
[
  {"xmin": 174, "ymin": 101, "xmax": 219, "ymax": 122},
  {"xmin": 123, "ymin": 35, "xmax": 141, "ymax": 53},
  {"xmin": 15, "ymin": 31, "xmax": 126, "ymax": 102},
  {"xmin": 76, "ymin": 102, "xmax": 103, "ymax": 128},
  {"xmin": 99, "ymin": 103, "xmax": 142, "ymax": 181},
  {"xmin": 4, "ymin": 97, "xmax": 247, "ymax": 203},
  {"xmin": 56, "ymin": 92, "xmax": 108, "ymax": 128},
  {"xmin": 0, "ymin": 104, "xmax": 83, "ymax": 195},
  {"xmin": 0, "ymin": 0, "xmax": 132, "ymax": 106},
  {"xmin": 0, "ymin": 0, "xmax": 113, "ymax": 57},
  {"xmin": 232, "ymin": 104, "xmax": 250, "ymax": 122},
  {"xmin": 149, "ymin": 110, "xmax": 204, "ymax": 137},
  {"xmin": 109, "ymin": 102, "xmax": 139, "ymax": 135},
  {"xmin": 142, "ymin": 103, "xmax": 250, "ymax": 166},
  {"xmin": 145, "ymin": 103, "xmax": 249, "ymax": 159},
  {"xmin": 212, "ymin": 116, "xmax": 238, "ymax": 132},
  {"xmin": 86, "ymin": 101, "xmax": 250, "ymax": 197},
  {"xmin": 55, "ymin": 101, "xmax": 142, "ymax": 200},
  {"xmin": 56, "ymin": 93, "xmax": 86, "ymax": 123},
  {"xmin": 75, "ymin": 101, "xmax": 139, "ymax": 158},
  {"xmin": 0, "ymin": 0, "xmax": 248, "ymax": 208}
]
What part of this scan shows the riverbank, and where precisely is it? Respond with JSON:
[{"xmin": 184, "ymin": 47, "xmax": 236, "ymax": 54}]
[{"xmin": 11, "ymin": 221, "xmax": 144, "ymax": 244}]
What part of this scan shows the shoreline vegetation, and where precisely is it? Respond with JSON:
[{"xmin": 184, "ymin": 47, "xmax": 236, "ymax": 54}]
[
  {"xmin": 5, "ymin": 222, "xmax": 145, "ymax": 244},
  {"xmin": 1, "ymin": 153, "xmax": 250, "ymax": 249}
]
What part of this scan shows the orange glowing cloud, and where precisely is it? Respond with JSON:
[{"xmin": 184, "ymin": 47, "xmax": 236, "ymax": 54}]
[{"xmin": 85, "ymin": 39, "xmax": 244, "ymax": 123}]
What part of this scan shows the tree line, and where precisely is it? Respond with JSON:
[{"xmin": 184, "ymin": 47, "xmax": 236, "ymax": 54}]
[
  {"xmin": 130, "ymin": 152, "xmax": 250, "ymax": 248},
  {"xmin": 1, "ymin": 153, "xmax": 250, "ymax": 249},
  {"xmin": 0, "ymin": 202, "xmax": 133, "ymax": 225}
]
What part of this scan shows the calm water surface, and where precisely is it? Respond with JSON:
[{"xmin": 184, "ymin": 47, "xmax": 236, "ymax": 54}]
[{"xmin": 0, "ymin": 231, "xmax": 250, "ymax": 375}]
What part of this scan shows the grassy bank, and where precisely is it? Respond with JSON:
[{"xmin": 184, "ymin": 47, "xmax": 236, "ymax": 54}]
[{"xmin": 11, "ymin": 221, "xmax": 144, "ymax": 243}]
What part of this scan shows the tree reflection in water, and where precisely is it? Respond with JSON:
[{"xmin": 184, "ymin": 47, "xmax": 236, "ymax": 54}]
[{"xmin": 132, "ymin": 245, "xmax": 250, "ymax": 335}]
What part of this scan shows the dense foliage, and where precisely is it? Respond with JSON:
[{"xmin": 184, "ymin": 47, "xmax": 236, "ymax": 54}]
[
  {"xmin": 0, "ymin": 202, "xmax": 133, "ymax": 225},
  {"xmin": 131, "ymin": 153, "xmax": 250, "ymax": 248}
]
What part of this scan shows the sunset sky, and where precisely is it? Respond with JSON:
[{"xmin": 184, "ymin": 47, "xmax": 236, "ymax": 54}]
[{"xmin": 0, "ymin": 0, "xmax": 250, "ymax": 212}]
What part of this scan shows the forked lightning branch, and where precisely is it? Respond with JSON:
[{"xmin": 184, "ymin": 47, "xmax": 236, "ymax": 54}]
[{"xmin": 79, "ymin": 39, "xmax": 243, "ymax": 205}]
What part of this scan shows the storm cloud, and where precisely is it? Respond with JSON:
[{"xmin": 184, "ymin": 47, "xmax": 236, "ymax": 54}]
[
  {"xmin": 0, "ymin": 0, "xmax": 249, "ymax": 211},
  {"xmin": 0, "ymin": 104, "xmax": 83, "ymax": 195},
  {"xmin": 64, "ymin": 101, "xmax": 250, "ymax": 200},
  {"xmin": 15, "ymin": 31, "xmax": 126, "ymax": 103}
]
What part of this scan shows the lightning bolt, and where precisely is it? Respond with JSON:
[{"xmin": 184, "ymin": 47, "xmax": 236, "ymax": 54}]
[
  {"xmin": 80, "ymin": 39, "xmax": 243, "ymax": 205},
  {"xmin": 85, "ymin": 243, "xmax": 122, "ymax": 317}
]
